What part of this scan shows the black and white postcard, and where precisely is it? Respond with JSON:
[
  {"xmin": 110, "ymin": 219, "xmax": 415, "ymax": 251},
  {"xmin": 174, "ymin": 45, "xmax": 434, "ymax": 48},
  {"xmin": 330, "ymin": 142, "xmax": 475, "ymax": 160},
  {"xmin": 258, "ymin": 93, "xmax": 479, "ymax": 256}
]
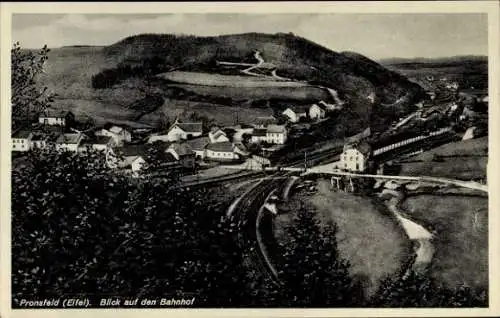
[{"xmin": 1, "ymin": 1, "xmax": 499, "ymax": 318}]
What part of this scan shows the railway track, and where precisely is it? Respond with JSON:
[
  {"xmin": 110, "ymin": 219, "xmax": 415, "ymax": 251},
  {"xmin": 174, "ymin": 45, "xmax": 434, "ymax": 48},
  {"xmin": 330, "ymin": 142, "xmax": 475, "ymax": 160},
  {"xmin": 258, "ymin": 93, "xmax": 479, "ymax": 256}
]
[{"xmin": 229, "ymin": 172, "xmax": 289, "ymax": 284}]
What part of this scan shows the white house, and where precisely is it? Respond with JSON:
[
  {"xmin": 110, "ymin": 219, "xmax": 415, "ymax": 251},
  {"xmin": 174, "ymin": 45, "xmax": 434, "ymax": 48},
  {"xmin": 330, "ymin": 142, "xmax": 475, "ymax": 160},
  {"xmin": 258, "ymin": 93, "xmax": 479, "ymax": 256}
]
[
  {"xmin": 114, "ymin": 145, "xmax": 149, "ymax": 174},
  {"xmin": 282, "ymin": 106, "xmax": 308, "ymax": 123},
  {"xmin": 39, "ymin": 110, "xmax": 75, "ymax": 127},
  {"xmin": 340, "ymin": 141, "xmax": 371, "ymax": 172},
  {"xmin": 118, "ymin": 155, "xmax": 146, "ymax": 176},
  {"xmin": 309, "ymin": 104, "xmax": 326, "ymax": 121},
  {"xmin": 205, "ymin": 141, "xmax": 240, "ymax": 162},
  {"xmin": 55, "ymin": 133, "xmax": 84, "ymax": 152},
  {"xmin": 95, "ymin": 125, "xmax": 131, "ymax": 146},
  {"xmin": 253, "ymin": 116, "xmax": 278, "ymax": 129},
  {"xmin": 208, "ymin": 128, "xmax": 229, "ymax": 143},
  {"xmin": 12, "ymin": 130, "xmax": 33, "ymax": 152},
  {"xmin": 78, "ymin": 136, "xmax": 114, "ymax": 153},
  {"xmin": 251, "ymin": 125, "xmax": 287, "ymax": 145},
  {"xmin": 30, "ymin": 133, "xmax": 50, "ymax": 150},
  {"xmin": 148, "ymin": 122, "xmax": 203, "ymax": 143}
]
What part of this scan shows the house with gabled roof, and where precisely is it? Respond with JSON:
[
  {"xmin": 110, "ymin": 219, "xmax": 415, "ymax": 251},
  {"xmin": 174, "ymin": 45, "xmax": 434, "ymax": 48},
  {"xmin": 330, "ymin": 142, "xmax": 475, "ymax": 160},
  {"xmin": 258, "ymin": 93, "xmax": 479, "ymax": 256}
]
[
  {"xmin": 253, "ymin": 116, "xmax": 278, "ymax": 129},
  {"xmin": 340, "ymin": 141, "xmax": 371, "ymax": 172},
  {"xmin": 55, "ymin": 133, "xmax": 84, "ymax": 152},
  {"xmin": 282, "ymin": 106, "xmax": 309, "ymax": 123},
  {"xmin": 95, "ymin": 125, "xmax": 132, "ymax": 146},
  {"xmin": 309, "ymin": 103, "xmax": 326, "ymax": 121},
  {"xmin": 208, "ymin": 127, "xmax": 229, "ymax": 143},
  {"xmin": 39, "ymin": 110, "xmax": 75, "ymax": 127},
  {"xmin": 148, "ymin": 121, "xmax": 203, "ymax": 143},
  {"xmin": 12, "ymin": 129, "xmax": 33, "ymax": 152},
  {"xmin": 251, "ymin": 124, "xmax": 287, "ymax": 145},
  {"xmin": 185, "ymin": 136, "xmax": 210, "ymax": 159},
  {"xmin": 166, "ymin": 143, "xmax": 196, "ymax": 169},
  {"xmin": 78, "ymin": 136, "xmax": 114, "ymax": 153},
  {"xmin": 205, "ymin": 141, "xmax": 241, "ymax": 162}
]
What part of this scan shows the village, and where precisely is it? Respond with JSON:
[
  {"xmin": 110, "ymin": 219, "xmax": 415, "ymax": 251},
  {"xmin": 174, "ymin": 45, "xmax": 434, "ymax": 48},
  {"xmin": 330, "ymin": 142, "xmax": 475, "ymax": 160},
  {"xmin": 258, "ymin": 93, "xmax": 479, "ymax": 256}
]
[
  {"xmin": 11, "ymin": 77, "xmax": 487, "ymax": 183},
  {"xmin": 11, "ymin": 99, "xmax": 348, "ymax": 177}
]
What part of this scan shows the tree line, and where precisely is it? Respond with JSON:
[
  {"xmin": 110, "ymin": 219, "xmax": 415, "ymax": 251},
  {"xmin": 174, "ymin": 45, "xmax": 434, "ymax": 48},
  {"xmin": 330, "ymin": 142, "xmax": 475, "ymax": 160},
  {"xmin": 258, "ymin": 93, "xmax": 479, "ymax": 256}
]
[{"xmin": 91, "ymin": 57, "xmax": 169, "ymax": 89}]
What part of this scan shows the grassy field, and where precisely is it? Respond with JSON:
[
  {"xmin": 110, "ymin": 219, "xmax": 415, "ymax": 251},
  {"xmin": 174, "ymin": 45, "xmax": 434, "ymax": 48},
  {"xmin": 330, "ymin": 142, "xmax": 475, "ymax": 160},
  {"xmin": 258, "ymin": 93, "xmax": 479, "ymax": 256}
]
[
  {"xmin": 159, "ymin": 71, "xmax": 307, "ymax": 87},
  {"xmin": 397, "ymin": 137, "xmax": 488, "ymax": 180},
  {"xmin": 275, "ymin": 179, "xmax": 411, "ymax": 297},
  {"xmin": 401, "ymin": 195, "xmax": 488, "ymax": 290},
  {"xmin": 166, "ymin": 83, "xmax": 329, "ymax": 101}
]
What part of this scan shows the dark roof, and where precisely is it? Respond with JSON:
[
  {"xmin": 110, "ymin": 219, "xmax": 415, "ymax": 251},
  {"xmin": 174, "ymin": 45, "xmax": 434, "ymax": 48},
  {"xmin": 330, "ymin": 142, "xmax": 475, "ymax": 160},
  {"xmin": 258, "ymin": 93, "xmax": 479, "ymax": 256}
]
[
  {"xmin": 164, "ymin": 152, "xmax": 177, "ymax": 163},
  {"xmin": 185, "ymin": 136, "xmax": 209, "ymax": 151},
  {"xmin": 253, "ymin": 128, "xmax": 267, "ymax": 137},
  {"xmin": 267, "ymin": 125, "xmax": 286, "ymax": 133},
  {"xmin": 205, "ymin": 141, "xmax": 234, "ymax": 153},
  {"xmin": 168, "ymin": 143, "xmax": 193, "ymax": 156},
  {"xmin": 31, "ymin": 133, "xmax": 49, "ymax": 141},
  {"xmin": 116, "ymin": 144, "xmax": 151, "ymax": 157},
  {"xmin": 173, "ymin": 122, "xmax": 203, "ymax": 133},
  {"xmin": 209, "ymin": 129, "xmax": 226, "ymax": 139},
  {"xmin": 253, "ymin": 116, "xmax": 277, "ymax": 125},
  {"xmin": 40, "ymin": 110, "xmax": 73, "ymax": 118},
  {"xmin": 345, "ymin": 141, "xmax": 371, "ymax": 156},
  {"xmin": 82, "ymin": 136, "xmax": 112, "ymax": 145},
  {"xmin": 12, "ymin": 130, "xmax": 32, "ymax": 139},
  {"xmin": 56, "ymin": 133, "xmax": 82, "ymax": 144}
]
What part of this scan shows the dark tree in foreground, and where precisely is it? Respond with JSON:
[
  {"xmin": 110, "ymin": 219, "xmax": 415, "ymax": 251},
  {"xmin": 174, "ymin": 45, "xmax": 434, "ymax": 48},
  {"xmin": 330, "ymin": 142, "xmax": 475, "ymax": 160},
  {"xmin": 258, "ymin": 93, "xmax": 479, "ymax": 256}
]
[
  {"xmin": 371, "ymin": 269, "xmax": 488, "ymax": 307},
  {"xmin": 11, "ymin": 149, "xmax": 252, "ymax": 306},
  {"xmin": 275, "ymin": 205, "xmax": 364, "ymax": 307},
  {"xmin": 11, "ymin": 43, "xmax": 54, "ymax": 129}
]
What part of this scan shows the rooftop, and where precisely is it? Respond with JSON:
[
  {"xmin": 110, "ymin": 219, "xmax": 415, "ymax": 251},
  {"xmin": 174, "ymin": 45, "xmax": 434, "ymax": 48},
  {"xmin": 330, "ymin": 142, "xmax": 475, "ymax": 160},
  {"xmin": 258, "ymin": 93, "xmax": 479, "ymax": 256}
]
[
  {"xmin": 185, "ymin": 136, "xmax": 210, "ymax": 151},
  {"xmin": 12, "ymin": 129, "xmax": 32, "ymax": 139},
  {"xmin": 205, "ymin": 141, "xmax": 234, "ymax": 153},
  {"xmin": 267, "ymin": 124, "xmax": 286, "ymax": 134},
  {"xmin": 40, "ymin": 109, "xmax": 72, "ymax": 118},
  {"xmin": 344, "ymin": 141, "xmax": 371, "ymax": 156},
  {"xmin": 109, "ymin": 126, "xmax": 125, "ymax": 134},
  {"xmin": 168, "ymin": 142, "xmax": 194, "ymax": 156},
  {"xmin": 56, "ymin": 133, "xmax": 82, "ymax": 144},
  {"xmin": 173, "ymin": 122, "xmax": 203, "ymax": 133},
  {"xmin": 116, "ymin": 144, "xmax": 151, "ymax": 157},
  {"xmin": 253, "ymin": 116, "xmax": 277, "ymax": 125},
  {"xmin": 82, "ymin": 136, "xmax": 113, "ymax": 145},
  {"xmin": 253, "ymin": 128, "xmax": 267, "ymax": 137}
]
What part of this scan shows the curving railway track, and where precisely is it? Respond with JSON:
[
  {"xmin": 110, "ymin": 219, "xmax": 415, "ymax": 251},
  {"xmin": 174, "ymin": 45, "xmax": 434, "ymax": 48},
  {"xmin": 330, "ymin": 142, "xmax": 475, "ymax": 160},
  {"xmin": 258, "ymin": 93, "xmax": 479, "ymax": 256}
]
[{"xmin": 227, "ymin": 172, "xmax": 290, "ymax": 284}]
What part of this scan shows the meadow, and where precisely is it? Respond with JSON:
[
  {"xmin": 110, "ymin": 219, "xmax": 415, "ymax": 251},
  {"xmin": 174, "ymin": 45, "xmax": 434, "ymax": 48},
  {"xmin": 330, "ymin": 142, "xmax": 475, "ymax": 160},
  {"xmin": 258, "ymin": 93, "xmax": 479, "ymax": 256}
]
[
  {"xmin": 274, "ymin": 179, "xmax": 412, "ymax": 297},
  {"xmin": 401, "ymin": 195, "xmax": 488, "ymax": 291}
]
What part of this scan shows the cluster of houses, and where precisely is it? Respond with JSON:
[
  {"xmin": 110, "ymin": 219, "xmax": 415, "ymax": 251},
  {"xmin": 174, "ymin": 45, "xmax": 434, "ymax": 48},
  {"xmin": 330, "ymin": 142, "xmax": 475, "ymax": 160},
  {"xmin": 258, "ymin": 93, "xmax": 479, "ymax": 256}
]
[
  {"xmin": 281, "ymin": 100, "xmax": 341, "ymax": 123},
  {"xmin": 12, "ymin": 98, "xmax": 342, "ymax": 176},
  {"xmin": 11, "ymin": 108, "xmax": 289, "ymax": 175}
]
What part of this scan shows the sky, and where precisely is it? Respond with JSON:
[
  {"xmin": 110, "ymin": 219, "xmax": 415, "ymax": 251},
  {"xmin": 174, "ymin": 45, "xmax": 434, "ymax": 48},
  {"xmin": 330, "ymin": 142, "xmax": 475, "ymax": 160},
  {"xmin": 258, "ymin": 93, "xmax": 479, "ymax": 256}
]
[{"xmin": 12, "ymin": 13, "xmax": 488, "ymax": 60}]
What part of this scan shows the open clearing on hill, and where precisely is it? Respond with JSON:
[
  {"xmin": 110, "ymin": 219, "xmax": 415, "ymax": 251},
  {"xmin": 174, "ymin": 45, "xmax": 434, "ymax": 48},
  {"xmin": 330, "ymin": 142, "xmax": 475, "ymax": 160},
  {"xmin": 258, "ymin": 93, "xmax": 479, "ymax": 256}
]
[
  {"xmin": 158, "ymin": 71, "xmax": 307, "ymax": 87},
  {"xmin": 275, "ymin": 179, "xmax": 411, "ymax": 297},
  {"xmin": 401, "ymin": 194, "xmax": 488, "ymax": 291},
  {"xmin": 167, "ymin": 83, "xmax": 329, "ymax": 101}
]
